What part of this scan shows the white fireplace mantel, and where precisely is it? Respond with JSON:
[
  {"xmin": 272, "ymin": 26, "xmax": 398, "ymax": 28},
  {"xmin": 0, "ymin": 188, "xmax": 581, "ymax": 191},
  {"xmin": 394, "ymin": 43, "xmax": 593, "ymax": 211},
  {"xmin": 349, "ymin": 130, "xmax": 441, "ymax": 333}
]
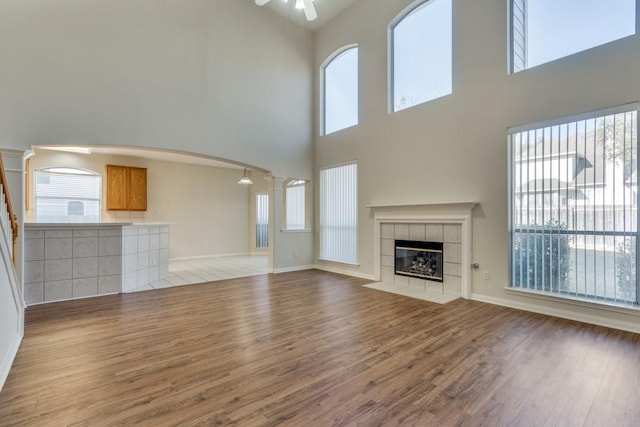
[
  {"xmin": 369, "ymin": 201, "xmax": 478, "ymax": 300},
  {"xmin": 366, "ymin": 201, "xmax": 477, "ymax": 211}
]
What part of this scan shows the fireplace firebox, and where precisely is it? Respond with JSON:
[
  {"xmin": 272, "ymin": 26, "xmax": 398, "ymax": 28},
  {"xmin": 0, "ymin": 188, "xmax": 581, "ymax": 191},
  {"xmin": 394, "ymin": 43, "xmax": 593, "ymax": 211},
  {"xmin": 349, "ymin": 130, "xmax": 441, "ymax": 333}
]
[{"xmin": 395, "ymin": 240, "xmax": 444, "ymax": 282}]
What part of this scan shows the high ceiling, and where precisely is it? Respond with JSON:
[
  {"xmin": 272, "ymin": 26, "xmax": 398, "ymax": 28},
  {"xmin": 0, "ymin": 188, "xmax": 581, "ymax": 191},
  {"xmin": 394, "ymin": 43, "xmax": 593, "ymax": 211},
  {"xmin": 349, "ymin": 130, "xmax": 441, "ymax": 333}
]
[{"xmin": 257, "ymin": 0, "xmax": 359, "ymax": 30}]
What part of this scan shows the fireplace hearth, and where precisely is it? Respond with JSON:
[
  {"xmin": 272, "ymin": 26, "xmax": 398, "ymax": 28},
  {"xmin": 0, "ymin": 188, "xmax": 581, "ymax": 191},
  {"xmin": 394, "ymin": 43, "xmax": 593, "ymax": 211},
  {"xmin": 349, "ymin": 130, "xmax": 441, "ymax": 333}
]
[{"xmin": 395, "ymin": 239, "xmax": 444, "ymax": 282}]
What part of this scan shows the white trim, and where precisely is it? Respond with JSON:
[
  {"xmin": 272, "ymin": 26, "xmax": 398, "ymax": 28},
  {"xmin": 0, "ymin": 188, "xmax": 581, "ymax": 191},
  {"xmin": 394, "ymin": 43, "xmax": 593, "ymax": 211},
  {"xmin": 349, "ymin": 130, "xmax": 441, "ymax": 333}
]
[
  {"xmin": 366, "ymin": 201, "xmax": 477, "ymax": 209},
  {"xmin": 313, "ymin": 264, "xmax": 376, "ymax": 281},
  {"xmin": 505, "ymin": 286, "xmax": 640, "ymax": 316},
  {"xmin": 471, "ymin": 293, "xmax": 640, "ymax": 334},
  {"xmin": 0, "ymin": 334, "xmax": 22, "ymax": 391},
  {"xmin": 0, "ymin": 188, "xmax": 23, "ymax": 391},
  {"xmin": 273, "ymin": 265, "xmax": 313, "ymax": 274},
  {"xmin": 280, "ymin": 228, "xmax": 312, "ymax": 234},
  {"xmin": 26, "ymin": 292, "xmax": 119, "ymax": 306},
  {"xmin": 317, "ymin": 258, "xmax": 359, "ymax": 267},
  {"xmin": 169, "ymin": 252, "xmax": 253, "ymax": 262}
]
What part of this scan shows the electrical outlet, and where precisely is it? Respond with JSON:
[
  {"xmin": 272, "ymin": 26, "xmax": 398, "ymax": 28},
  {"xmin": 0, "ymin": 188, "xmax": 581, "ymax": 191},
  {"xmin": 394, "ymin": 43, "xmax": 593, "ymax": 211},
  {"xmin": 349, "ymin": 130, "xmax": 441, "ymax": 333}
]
[{"xmin": 483, "ymin": 271, "xmax": 490, "ymax": 280}]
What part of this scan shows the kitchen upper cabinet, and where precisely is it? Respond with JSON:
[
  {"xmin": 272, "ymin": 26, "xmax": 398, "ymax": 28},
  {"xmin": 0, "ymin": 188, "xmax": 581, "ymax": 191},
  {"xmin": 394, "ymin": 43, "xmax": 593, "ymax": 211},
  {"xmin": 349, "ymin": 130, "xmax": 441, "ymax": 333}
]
[{"xmin": 106, "ymin": 165, "xmax": 147, "ymax": 211}]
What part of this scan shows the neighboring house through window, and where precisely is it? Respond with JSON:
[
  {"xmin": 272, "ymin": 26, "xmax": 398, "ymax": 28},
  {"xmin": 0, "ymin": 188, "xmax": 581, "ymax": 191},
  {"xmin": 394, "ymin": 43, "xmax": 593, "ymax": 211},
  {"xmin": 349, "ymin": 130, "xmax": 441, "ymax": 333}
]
[
  {"xmin": 319, "ymin": 163, "xmax": 358, "ymax": 265},
  {"xmin": 35, "ymin": 167, "xmax": 101, "ymax": 223},
  {"xmin": 322, "ymin": 45, "xmax": 358, "ymax": 135},
  {"xmin": 510, "ymin": 0, "xmax": 636, "ymax": 73},
  {"xmin": 509, "ymin": 105, "xmax": 638, "ymax": 305},
  {"xmin": 390, "ymin": 0, "xmax": 452, "ymax": 112}
]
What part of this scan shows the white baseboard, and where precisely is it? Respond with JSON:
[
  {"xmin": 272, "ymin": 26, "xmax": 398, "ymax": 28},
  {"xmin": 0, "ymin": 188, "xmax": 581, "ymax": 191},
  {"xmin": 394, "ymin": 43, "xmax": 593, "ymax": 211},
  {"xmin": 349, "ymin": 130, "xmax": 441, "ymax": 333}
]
[
  {"xmin": 313, "ymin": 264, "xmax": 376, "ymax": 281},
  {"xmin": 273, "ymin": 265, "xmax": 313, "ymax": 274},
  {"xmin": 169, "ymin": 252, "xmax": 255, "ymax": 261},
  {"xmin": 0, "ymin": 334, "xmax": 22, "ymax": 391},
  {"xmin": 471, "ymin": 293, "xmax": 640, "ymax": 334}
]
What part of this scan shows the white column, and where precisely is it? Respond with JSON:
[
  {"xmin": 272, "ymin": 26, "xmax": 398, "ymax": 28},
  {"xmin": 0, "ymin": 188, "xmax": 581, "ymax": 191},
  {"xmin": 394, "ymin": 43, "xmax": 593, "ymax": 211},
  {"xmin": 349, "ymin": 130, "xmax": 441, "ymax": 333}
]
[{"xmin": 267, "ymin": 176, "xmax": 285, "ymax": 273}]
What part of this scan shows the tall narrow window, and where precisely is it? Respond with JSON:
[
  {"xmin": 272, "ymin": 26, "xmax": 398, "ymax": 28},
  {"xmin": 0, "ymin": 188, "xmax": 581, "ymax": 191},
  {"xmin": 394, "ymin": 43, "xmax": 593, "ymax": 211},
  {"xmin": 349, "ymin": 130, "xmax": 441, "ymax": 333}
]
[
  {"xmin": 35, "ymin": 167, "xmax": 101, "ymax": 223},
  {"xmin": 285, "ymin": 180, "xmax": 305, "ymax": 230},
  {"xmin": 320, "ymin": 163, "xmax": 358, "ymax": 264},
  {"xmin": 391, "ymin": 0, "xmax": 452, "ymax": 112},
  {"xmin": 510, "ymin": 0, "xmax": 636, "ymax": 73},
  {"xmin": 322, "ymin": 46, "xmax": 358, "ymax": 135},
  {"xmin": 256, "ymin": 194, "xmax": 269, "ymax": 249},
  {"xmin": 510, "ymin": 105, "xmax": 638, "ymax": 306}
]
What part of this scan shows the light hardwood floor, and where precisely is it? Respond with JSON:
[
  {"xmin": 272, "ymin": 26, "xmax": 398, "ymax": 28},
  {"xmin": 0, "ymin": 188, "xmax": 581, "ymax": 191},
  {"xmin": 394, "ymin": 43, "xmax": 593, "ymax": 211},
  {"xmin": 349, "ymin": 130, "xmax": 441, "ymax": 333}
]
[{"xmin": 1, "ymin": 270, "xmax": 639, "ymax": 426}]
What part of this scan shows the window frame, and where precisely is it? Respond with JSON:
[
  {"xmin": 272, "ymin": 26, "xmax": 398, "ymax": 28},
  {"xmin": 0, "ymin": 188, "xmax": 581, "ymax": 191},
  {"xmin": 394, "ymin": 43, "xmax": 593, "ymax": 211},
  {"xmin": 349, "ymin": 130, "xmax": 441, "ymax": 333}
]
[
  {"xmin": 508, "ymin": 103, "xmax": 640, "ymax": 307},
  {"xmin": 508, "ymin": 0, "xmax": 639, "ymax": 74},
  {"xmin": 284, "ymin": 179, "xmax": 307, "ymax": 231},
  {"xmin": 388, "ymin": 0, "xmax": 453, "ymax": 113},
  {"xmin": 319, "ymin": 162, "xmax": 358, "ymax": 266},
  {"xmin": 320, "ymin": 44, "xmax": 359, "ymax": 136}
]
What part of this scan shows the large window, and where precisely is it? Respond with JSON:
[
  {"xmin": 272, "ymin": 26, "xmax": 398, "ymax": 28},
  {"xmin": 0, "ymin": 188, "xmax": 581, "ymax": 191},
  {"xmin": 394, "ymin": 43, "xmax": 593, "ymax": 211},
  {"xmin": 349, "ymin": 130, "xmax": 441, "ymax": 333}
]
[
  {"xmin": 35, "ymin": 167, "xmax": 101, "ymax": 223},
  {"xmin": 320, "ymin": 163, "xmax": 358, "ymax": 265},
  {"xmin": 322, "ymin": 46, "xmax": 358, "ymax": 135},
  {"xmin": 285, "ymin": 180, "xmax": 306, "ymax": 230},
  {"xmin": 509, "ymin": 105, "xmax": 638, "ymax": 305},
  {"xmin": 390, "ymin": 0, "xmax": 452, "ymax": 112},
  {"xmin": 510, "ymin": 0, "xmax": 636, "ymax": 73}
]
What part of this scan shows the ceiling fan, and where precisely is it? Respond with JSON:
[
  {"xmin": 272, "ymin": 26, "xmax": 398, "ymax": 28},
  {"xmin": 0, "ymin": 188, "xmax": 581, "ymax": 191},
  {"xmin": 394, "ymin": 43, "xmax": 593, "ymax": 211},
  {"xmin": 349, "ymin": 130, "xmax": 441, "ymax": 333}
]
[{"xmin": 255, "ymin": 0, "xmax": 318, "ymax": 22}]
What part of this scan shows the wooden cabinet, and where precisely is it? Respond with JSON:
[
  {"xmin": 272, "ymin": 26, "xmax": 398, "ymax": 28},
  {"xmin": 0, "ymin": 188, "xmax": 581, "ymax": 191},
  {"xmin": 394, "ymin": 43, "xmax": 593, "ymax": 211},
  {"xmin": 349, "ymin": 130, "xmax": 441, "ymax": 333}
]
[
  {"xmin": 127, "ymin": 167, "xmax": 147, "ymax": 211},
  {"xmin": 106, "ymin": 165, "xmax": 147, "ymax": 211}
]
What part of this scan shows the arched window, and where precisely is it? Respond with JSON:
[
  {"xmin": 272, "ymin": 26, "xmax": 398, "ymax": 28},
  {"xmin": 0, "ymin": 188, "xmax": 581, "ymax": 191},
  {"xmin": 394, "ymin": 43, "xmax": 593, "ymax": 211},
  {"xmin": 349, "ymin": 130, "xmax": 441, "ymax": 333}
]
[
  {"xmin": 35, "ymin": 167, "xmax": 101, "ymax": 223},
  {"xmin": 390, "ymin": 0, "xmax": 452, "ymax": 112},
  {"xmin": 321, "ymin": 45, "xmax": 358, "ymax": 135}
]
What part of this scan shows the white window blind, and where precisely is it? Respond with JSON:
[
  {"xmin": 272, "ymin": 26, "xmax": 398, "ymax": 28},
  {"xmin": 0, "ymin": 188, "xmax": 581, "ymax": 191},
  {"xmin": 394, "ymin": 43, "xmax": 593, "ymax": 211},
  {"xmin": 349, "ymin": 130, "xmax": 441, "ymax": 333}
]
[
  {"xmin": 285, "ymin": 181, "xmax": 305, "ymax": 230},
  {"xmin": 35, "ymin": 168, "xmax": 101, "ymax": 223},
  {"xmin": 320, "ymin": 163, "xmax": 358, "ymax": 265},
  {"xmin": 510, "ymin": 106, "xmax": 638, "ymax": 305},
  {"xmin": 256, "ymin": 194, "xmax": 269, "ymax": 248}
]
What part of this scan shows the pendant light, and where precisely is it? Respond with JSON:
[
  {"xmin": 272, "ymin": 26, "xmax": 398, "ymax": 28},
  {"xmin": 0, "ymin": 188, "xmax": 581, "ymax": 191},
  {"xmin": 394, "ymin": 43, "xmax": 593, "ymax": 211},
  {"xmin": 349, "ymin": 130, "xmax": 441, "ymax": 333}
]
[{"xmin": 238, "ymin": 168, "xmax": 253, "ymax": 185}]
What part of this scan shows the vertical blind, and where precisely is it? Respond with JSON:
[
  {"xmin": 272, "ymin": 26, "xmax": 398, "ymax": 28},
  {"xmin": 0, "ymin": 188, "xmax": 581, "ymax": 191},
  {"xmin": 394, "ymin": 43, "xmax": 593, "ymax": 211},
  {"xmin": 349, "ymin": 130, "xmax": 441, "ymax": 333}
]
[
  {"xmin": 320, "ymin": 163, "xmax": 358, "ymax": 264},
  {"xmin": 256, "ymin": 194, "xmax": 269, "ymax": 248},
  {"xmin": 35, "ymin": 168, "xmax": 101, "ymax": 223},
  {"xmin": 510, "ymin": 106, "xmax": 638, "ymax": 305},
  {"xmin": 285, "ymin": 182, "xmax": 305, "ymax": 230}
]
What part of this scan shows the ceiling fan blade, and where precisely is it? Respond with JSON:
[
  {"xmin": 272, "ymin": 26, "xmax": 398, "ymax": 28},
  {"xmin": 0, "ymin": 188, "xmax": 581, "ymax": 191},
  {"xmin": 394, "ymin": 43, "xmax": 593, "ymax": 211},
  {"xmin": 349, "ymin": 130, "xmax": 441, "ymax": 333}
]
[
  {"xmin": 255, "ymin": 0, "xmax": 271, "ymax": 6},
  {"xmin": 302, "ymin": 0, "xmax": 317, "ymax": 21}
]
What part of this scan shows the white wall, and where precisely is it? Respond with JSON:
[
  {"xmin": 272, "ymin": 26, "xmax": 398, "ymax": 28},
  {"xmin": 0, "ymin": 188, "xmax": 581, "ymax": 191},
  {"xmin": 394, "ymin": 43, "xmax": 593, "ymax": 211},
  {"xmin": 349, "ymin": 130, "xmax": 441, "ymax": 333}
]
[
  {"xmin": 0, "ymin": 0, "xmax": 314, "ymax": 179},
  {"xmin": 28, "ymin": 150, "xmax": 252, "ymax": 258},
  {"xmin": 314, "ymin": 0, "xmax": 640, "ymax": 330}
]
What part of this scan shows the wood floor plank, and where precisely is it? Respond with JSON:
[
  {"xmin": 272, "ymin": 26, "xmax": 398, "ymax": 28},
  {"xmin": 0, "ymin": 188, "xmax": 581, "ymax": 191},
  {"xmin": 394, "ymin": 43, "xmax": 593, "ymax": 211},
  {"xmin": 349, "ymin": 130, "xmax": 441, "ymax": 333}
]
[{"xmin": 1, "ymin": 270, "xmax": 639, "ymax": 426}]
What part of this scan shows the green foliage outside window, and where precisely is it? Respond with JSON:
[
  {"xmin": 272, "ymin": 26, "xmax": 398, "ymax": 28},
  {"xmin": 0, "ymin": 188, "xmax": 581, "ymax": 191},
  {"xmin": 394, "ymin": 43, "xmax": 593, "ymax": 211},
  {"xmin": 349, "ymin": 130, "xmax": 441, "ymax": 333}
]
[{"xmin": 513, "ymin": 221, "xmax": 571, "ymax": 292}]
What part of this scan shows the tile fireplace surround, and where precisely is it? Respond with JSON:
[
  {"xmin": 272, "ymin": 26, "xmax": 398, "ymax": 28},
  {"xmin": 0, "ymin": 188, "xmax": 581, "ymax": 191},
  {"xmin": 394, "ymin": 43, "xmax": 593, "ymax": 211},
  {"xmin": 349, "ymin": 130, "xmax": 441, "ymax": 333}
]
[{"xmin": 369, "ymin": 202, "xmax": 477, "ymax": 300}]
